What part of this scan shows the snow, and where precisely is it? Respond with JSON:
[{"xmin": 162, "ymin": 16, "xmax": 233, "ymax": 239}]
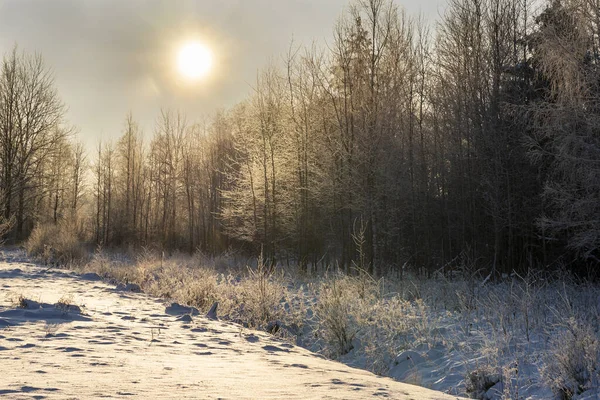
[
  {"xmin": 322, "ymin": 275, "xmax": 599, "ymax": 400},
  {"xmin": 0, "ymin": 254, "xmax": 464, "ymax": 399}
]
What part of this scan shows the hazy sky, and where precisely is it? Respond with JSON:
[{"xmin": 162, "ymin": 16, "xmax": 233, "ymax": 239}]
[{"xmin": 0, "ymin": 0, "xmax": 444, "ymax": 149}]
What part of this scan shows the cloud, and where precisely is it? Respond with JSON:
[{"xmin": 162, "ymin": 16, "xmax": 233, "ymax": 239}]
[{"xmin": 0, "ymin": 0, "xmax": 438, "ymax": 148}]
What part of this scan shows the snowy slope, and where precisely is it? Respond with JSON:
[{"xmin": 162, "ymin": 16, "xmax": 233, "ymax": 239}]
[{"xmin": 0, "ymin": 256, "xmax": 465, "ymax": 399}]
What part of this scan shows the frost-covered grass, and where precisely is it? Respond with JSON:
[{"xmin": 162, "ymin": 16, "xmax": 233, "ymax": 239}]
[{"xmin": 46, "ymin": 248, "xmax": 599, "ymax": 399}]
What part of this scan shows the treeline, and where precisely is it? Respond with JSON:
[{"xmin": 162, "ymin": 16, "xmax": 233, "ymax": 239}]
[{"xmin": 2, "ymin": 0, "xmax": 599, "ymax": 276}]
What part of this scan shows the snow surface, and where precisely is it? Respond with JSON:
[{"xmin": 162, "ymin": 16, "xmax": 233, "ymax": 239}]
[{"xmin": 0, "ymin": 254, "xmax": 465, "ymax": 399}]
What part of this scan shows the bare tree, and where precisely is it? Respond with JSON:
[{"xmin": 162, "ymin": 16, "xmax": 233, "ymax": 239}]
[{"xmin": 0, "ymin": 46, "xmax": 67, "ymax": 239}]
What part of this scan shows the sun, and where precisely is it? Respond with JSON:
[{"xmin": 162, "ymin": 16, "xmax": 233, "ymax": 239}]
[{"xmin": 177, "ymin": 41, "xmax": 213, "ymax": 80}]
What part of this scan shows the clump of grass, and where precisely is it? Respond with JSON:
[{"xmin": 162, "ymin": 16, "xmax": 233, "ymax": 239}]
[
  {"xmin": 84, "ymin": 250, "xmax": 137, "ymax": 284},
  {"xmin": 179, "ymin": 273, "xmax": 218, "ymax": 310},
  {"xmin": 314, "ymin": 274, "xmax": 364, "ymax": 357},
  {"xmin": 82, "ymin": 250, "xmax": 302, "ymax": 334},
  {"xmin": 7, "ymin": 292, "xmax": 28, "ymax": 308},
  {"xmin": 55, "ymin": 294, "xmax": 76, "ymax": 312}
]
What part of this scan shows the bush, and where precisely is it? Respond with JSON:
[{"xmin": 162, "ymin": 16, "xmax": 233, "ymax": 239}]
[
  {"xmin": 177, "ymin": 267, "xmax": 219, "ymax": 311},
  {"xmin": 26, "ymin": 221, "xmax": 86, "ymax": 265}
]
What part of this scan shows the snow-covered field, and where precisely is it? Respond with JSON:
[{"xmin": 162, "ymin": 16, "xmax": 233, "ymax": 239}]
[{"xmin": 0, "ymin": 252, "xmax": 463, "ymax": 399}]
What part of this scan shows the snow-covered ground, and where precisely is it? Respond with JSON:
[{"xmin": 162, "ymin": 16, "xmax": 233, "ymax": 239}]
[
  {"xmin": 0, "ymin": 252, "xmax": 464, "ymax": 399},
  {"xmin": 331, "ymin": 277, "xmax": 600, "ymax": 400}
]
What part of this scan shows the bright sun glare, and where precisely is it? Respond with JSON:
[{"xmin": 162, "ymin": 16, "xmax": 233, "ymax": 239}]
[{"xmin": 177, "ymin": 41, "xmax": 213, "ymax": 81}]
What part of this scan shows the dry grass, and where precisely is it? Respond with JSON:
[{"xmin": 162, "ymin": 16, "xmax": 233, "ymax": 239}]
[{"xmin": 80, "ymin": 249, "xmax": 303, "ymax": 333}]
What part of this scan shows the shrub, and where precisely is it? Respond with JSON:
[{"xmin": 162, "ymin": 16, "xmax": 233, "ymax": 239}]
[
  {"xmin": 361, "ymin": 296, "xmax": 414, "ymax": 374},
  {"xmin": 239, "ymin": 253, "xmax": 284, "ymax": 327},
  {"xmin": 26, "ymin": 221, "xmax": 86, "ymax": 265},
  {"xmin": 179, "ymin": 270, "xmax": 218, "ymax": 310}
]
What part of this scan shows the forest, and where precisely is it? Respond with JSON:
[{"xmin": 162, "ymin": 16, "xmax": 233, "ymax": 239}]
[{"xmin": 1, "ymin": 0, "xmax": 599, "ymax": 277}]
